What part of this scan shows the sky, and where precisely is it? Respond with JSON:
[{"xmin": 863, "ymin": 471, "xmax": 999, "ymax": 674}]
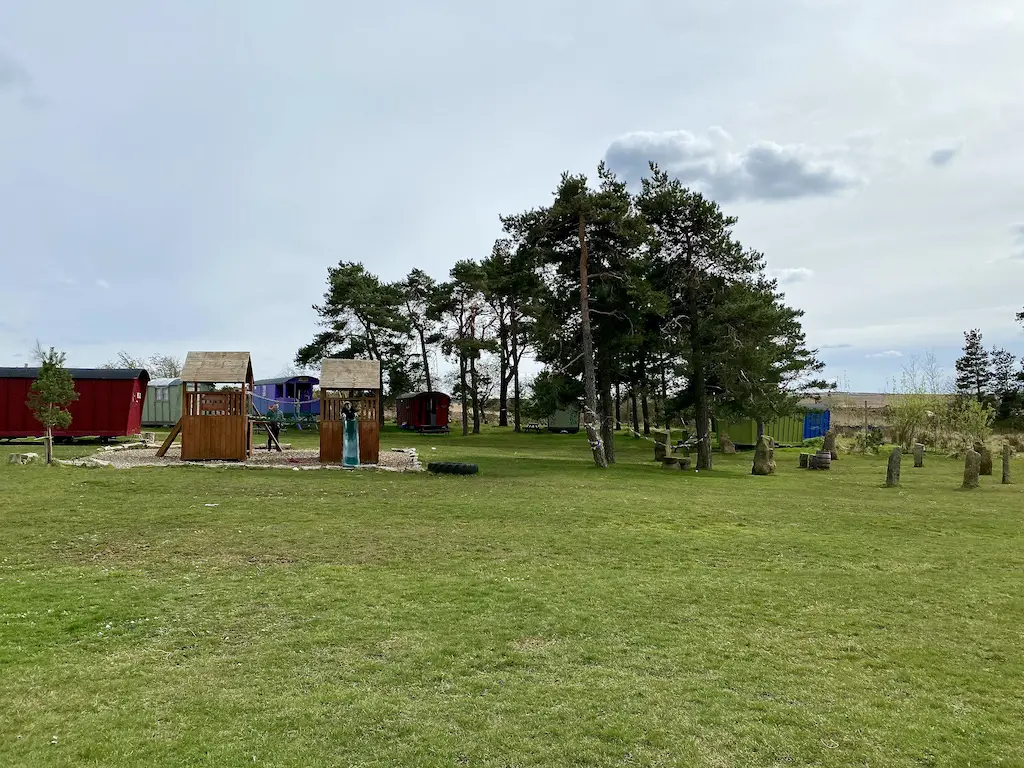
[{"xmin": 2, "ymin": 0, "xmax": 1023, "ymax": 391}]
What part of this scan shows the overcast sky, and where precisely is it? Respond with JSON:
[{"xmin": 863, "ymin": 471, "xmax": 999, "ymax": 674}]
[{"xmin": 2, "ymin": 0, "xmax": 1022, "ymax": 391}]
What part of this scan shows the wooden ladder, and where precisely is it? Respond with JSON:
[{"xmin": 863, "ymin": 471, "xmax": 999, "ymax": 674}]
[{"xmin": 155, "ymin": 419, "xmax": 182, "ymax": 457}]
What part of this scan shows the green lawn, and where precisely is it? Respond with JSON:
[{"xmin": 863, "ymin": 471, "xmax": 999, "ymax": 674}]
[{"xmin": 1, "ymin": 429, "xmax": 1022, "ymax": 766}]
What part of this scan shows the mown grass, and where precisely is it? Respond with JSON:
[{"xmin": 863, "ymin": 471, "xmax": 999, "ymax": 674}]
[{"xmin": 1, "ymin": 428, "xmax": 1022, "ymax": 766}]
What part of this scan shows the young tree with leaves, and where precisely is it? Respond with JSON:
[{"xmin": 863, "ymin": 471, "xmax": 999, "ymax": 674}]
[
  {"xmin": 954, "ymin": 329, "xmax": 991, "ymax": 402},
  {"xmin": 27, "ymin": 347, "xmax": 79, "ymax": 464}
]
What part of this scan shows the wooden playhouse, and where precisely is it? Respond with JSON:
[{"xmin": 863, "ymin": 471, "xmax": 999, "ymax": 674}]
[
  {"xmin": 319, "ymin": 359, "xmax": 380, "ymax": 465},
  {"xmin": 157, "ymin": 352, "xmax": 255, "ymax": 461}
]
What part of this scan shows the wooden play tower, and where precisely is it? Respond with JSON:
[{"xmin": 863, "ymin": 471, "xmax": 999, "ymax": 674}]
[
  {"xmin": 319, "ymin": 358, "xmax": 381, "ymax": 465},
  {"xmin": 157, "ymin": 351, "xmax": 255, "ymax": 461}
]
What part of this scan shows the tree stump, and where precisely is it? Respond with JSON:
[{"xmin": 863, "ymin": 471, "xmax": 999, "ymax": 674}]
[
  {"xmin": 823, "ymin": 430, "xmax": 838, "ymax": 460},
  {"xmin": 661, "ymin": 456, "xmax": 680, "ymax": 470},
  {"xmin": 913, "ymin": 443, "xmax": 925, "ymax": 468},
  {"xmin": 962, "ymin": 449, "xmax": 981, "ymax": 489},
  {"xmin": 679, "ymin": 457, "xmax": 691, "ymax": 470},
  {"xmin": 974, "ymin": 442, "xmax": 993, "ymax": 476},
  {"xmin": 752, "ymin": 435, "xmax": 774, "ymax": 475},
  {"xmin": 799, "ymin": 453, "xmax": 810, "ymax": 468},
  {"xmin": 1003, "ymin": 445, "xmax": 1013, "ymax": 485},
  {"xmin": 885, "ymin": 447, "xmax": 901, "ymax": 487}
]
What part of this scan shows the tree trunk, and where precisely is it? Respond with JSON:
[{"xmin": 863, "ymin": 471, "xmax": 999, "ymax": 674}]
[
  {"xmin": 756, "ymin": 420, "xmax": 765, "ymax": 440},
  {"xmin": 659, "ymin": 352, "xmax": 668, "ymax": 428},
  {"xmin": 630, "ymin": 389, "xmax": 639, "ymax": 437},
  {"xmin": 578, "ymin": 212, "xmax": 608, "ymax": 468},
  {"xmin": 512, "ymin": 327, "xmax": 520, "ymax": 434},
  {"xmin": 615, "ymin": 381, "xmax": 621, "ymax": 430},
  {"xmin": 378, "ymin": 364, "xmax": 386, "ymax": 427},
  {"xmin": 498, "ymin": 321, "xmax": 509, "ymax": 427},
  {"xmin": 469, "ymin": 355, "xmax": 481, "ymax": 434},
  {"xmin": 687, "ymin": 250, "xmax": 712, "ymax": 470},
  {"xmin": 511, "ymin": 309, "xmax": 521, "ymax": 432},
  {"xmin": 459, "ymin": 354, "xmax": 469, "ymax": 436},
  {"xmin": 45, "ymin": 425, "xmax": 53, "ymax": 465},
  {"xmin": 598, "ymin": 353, "xmax": 615, "ymax": 464},
  {"xmin": 641, "ymin": 394, "xmax": 651, "ymax": 435},
  {"xmin": 418, "ymin": 328, "xmax": 432, "ymax": 393}
]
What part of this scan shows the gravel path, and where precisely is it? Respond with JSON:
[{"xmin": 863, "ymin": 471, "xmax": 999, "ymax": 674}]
[{"xmin": 65, "ymin": 444, "xmax": 421, "ymax": 471}]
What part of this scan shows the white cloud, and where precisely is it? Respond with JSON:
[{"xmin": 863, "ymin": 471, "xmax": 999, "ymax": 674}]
[
  {"xmin": 604, "ymin": 128, "xmax": 865, "ymax": 202},
  {"xmin": 866, "ymin": 350, "xmax": 903, "ymax": 358},
  {"xmin": 96, "ymin": 279, "xmax": 110, "ymax": 289},
  {"xmin": 769, "ymin": 267, "xmax": 814, "ymax": 284}
]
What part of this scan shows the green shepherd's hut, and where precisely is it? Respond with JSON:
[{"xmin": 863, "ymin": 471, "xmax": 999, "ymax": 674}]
[
  {"xmin": 142, "ymin": 377, "xmax": 213, "ymax": 427},
  {"xmin": 547, "ymin": 406, "xmax": 580, "ymax": 433}
]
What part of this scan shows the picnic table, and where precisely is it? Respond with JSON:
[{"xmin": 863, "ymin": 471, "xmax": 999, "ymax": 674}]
[{"xmin": 523, "ymin": 422, "xmax": 544, "ymax": 434}]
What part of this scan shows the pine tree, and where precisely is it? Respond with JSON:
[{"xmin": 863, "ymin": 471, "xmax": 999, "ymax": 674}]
[
  {"xmin": 990, "ymin": 346, "xmax": 1021, "ymax": 421},
  {"xmin": 636, "ymin": 164, "xmax": 761, "ymax": 470},
  {"xmin": 954, "ymin": 329, "xmax": 991, "ymax": 402},
  {"xmin": 297, "ymin": 261, "xmax": 410, "ymax": 423},
  {"xmin": 27, "ymin": 347, "xmax": 79, "ymax": 465}
]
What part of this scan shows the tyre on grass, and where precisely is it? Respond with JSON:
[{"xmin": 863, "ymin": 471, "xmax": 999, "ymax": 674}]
[{"xmin": 427, "ymin": 462, "xmax": 479, "ymax": 475}]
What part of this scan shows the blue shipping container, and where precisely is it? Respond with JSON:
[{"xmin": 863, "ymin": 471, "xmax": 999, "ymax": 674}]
[{"xmin": 802, "ymin": 410, "xmax": 831, "ymax": 439}]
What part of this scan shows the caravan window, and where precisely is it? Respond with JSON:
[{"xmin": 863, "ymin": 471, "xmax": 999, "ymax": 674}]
[{"xmin": 156, "ymin": 387, "xmax": 169, "ymax": 402}]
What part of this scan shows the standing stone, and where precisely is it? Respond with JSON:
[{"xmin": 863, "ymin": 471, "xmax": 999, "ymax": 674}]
[
  {"xmin": 1003, "ymin": 445, "xmax": 1013, "ymax": 485},
  {"xmin": 823, "ymin": 430, "xmax": 838, "ymax": 460},
  {"xmin": 913, "ymin": 443, "xmax": 925, "ymax": 468},
  {"xmin": 974, "ymin": 442, "xmax": 993, "ymax": 476},
  {"xmin": 799, "ymin": 452, "xmax": 810, "ymax": 468},
  {"xmin": 653, "ymin": 429, "xmax": 670, "ymax": 462},
  {"xmin": 768, "ymin": 439, "xmax": 777, "ymax": 473},
  {"xmin": 719, "ymin": 434, "xmax": 737, "ymax": 454},
  {"xmin": 752, "ymin": 435, "xmax": 775, "ymax": 476},
  {"xmin": 885, "ymin": 447, "xmax": 901, "ymax": 487},
  {"xmin": 962, "ymin": 449, "xmax": 981, "ymax": 489}
]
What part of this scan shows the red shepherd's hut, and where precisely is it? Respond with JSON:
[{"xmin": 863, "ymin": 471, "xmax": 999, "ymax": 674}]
[
  {"xmin": 0, "ymin": 367, "xmax": 149, "ymax": 439},
  {"xmin": 396, "ymin": 391, "xmax": 451, "ymax": 433}
]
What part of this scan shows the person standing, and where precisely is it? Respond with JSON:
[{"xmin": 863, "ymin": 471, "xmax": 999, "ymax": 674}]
[{"xmin": 265, "ymin": 402, "xmax": 284, "ymax": 451}]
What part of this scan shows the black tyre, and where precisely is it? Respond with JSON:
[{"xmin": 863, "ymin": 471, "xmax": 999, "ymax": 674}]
[{"xmin": 427, "ymin": 462, "xmax": 479, "ymax": 475}]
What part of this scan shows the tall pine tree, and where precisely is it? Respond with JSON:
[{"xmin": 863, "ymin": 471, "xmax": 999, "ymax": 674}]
[{"xmin": 954, "ymin": 329, "xmax": 991, "ymax": 402}]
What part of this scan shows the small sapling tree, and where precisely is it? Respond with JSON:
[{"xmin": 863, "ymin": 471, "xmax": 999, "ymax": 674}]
[{"xmin": 27, "ymin": 347, "xmax": 78, "ymax": 464}]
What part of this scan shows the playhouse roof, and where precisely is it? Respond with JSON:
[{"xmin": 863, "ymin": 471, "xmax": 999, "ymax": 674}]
[
  {"xmin": 320, "ymin": 358, "xmax": 380, "ymax": 390},
  {"xmin": 181, "ymin": 352, "xmax": 253, "ymax": 384}
]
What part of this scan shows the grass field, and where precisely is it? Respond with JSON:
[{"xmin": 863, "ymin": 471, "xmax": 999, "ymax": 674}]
[{"xmin": 2, "ymin": 428, "xmax": 1023, "ymax": 766}]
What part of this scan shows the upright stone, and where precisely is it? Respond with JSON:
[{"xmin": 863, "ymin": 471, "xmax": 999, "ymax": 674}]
[
  {"xmin": 974, "ymin": 442, "xmax": 993, "ymax": 476},
  {"xmin": 719, "ymin": 434, "xmax": 737, "ymax": 454},
  {"xmin": 885, "ymin": 447, "xmax": 901, "ymax": 487},
  {"xmin": 823, "ymin": 430, "xmax": 838, "ymax": 460},
  {"xmin": 653, "ymin": 429, "xmax": 670, "ymax": 462},
  {"xmin": 1003, "ymin": 445, "xmax": 1013, "ymax": 485},
  {"xmin": 913, "ymin": 443, "xmax": 925, "ymax": 468},
  {"xmin": 752, "ymin": 435, "xmax": 775, "ymax": 476},
  {"xmin": 962, "ymin": 449, "xmax": 981, "ymax": 489}
]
